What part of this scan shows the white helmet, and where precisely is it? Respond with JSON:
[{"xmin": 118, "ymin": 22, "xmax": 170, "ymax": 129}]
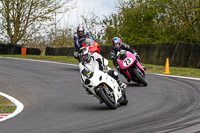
[
  {"xmin": 79, "ymin": 47, "xmax": 91, "ymax": 62},
  {"xmin": 77, "ymin": 25, "xmax": 85, "ymax": 36}
]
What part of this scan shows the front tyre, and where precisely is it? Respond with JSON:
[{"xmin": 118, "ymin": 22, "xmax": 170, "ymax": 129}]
[
  {"xmin": 120, "ymin": 94, "xmax": 128, "ymax": 106},
  {"xmin": 97, "ymin": 89, "xmax": 117, "ymax": 110},
  {"xmin": 132, "ymin": 68, "xmax": 148, "ymax": 86}
]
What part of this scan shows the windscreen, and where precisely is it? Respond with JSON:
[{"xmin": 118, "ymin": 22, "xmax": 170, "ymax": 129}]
[{"xmin": 84, "ymin": 38, "xmax": 94, "ymax": 46}]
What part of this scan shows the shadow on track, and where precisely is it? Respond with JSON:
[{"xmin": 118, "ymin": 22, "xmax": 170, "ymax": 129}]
[
  {"xmin": 62, "ymin": 102, "xmax": 118, "ymax": 112},
  {"xmin": 126, "ymin": 83, "xmax": 146, "ymax": 87}
]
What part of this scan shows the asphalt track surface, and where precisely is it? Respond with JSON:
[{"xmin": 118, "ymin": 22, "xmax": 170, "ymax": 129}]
[{"xmin": 0, "ymin": 57, "xmax": 200, "ymax": 133}]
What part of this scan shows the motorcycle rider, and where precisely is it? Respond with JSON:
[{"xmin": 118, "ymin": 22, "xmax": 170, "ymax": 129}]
[
  {"xmin": 73, "ymin": 25, "xmax": 96, "ymax": 59},
  {"xmin": 79, "ymin": 46, "xmax": 127, "ymax": 95},
  {"xmin": 110, "ymin": 37, "xmax": 145, "ymax": 82}
]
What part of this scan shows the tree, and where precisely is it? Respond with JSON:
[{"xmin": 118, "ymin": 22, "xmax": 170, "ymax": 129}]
[
  {"xmin": 0, "ymin": 0, "xmax": 73, "ymax": 44},
  {"xmin": 101, "ymin": 0, "xmax": 200, "ymax": 44},
  {"xmin": 81, "ymin": 13, "xmax": 105, "ymax": 45}
]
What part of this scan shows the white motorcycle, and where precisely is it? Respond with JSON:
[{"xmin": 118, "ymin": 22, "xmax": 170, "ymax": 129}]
[{"xmin": 80, "ymin": 69, "xmax": 128, "ymax": 109}]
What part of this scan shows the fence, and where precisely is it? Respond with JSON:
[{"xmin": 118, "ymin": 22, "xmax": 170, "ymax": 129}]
[
  {"xmin": 0, "ymin": 43, "xmax": 199, "ymax": 68},
  {"xmin": 0, "ymin": 43, "xmax": 41, "ymax": 55},
  {"xmin": 45, "ymin": 43, "xmax": 200, "ymax": 68}
]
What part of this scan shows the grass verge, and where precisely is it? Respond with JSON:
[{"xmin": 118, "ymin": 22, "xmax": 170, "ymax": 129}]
[
  {"xmin": 0, "ymin": 95, "xmax": 16, "ymax": 113},
  {"xmin": 1, "ymin": 54, "xmax": 199, "ymax": 78}
]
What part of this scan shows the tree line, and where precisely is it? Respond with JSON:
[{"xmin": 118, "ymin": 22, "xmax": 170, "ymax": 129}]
[
  {"xmin": 0, "ymin": 0, "xmax": 200, "ymax": 50},
  {"xmin": 0, "ymin": 0, "xmax": 75, "ymax": 51},
  {"xmin": 100, "ymin": 0, "xmax": 200, "ymax": 45}
]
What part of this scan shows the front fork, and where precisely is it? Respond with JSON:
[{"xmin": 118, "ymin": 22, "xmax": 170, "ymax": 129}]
[
  {"xmin": 96, "ymin": 84, "xmax": 115, "ymax": 103},
  {"xmin": 123, "ymin": 70, "xmax": 133, "ymax": 81}
]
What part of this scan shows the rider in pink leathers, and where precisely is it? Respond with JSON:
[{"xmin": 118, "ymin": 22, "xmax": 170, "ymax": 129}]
[{"xmin": 110, "ymin": 37, "xmax": 145, "ymax": 82}]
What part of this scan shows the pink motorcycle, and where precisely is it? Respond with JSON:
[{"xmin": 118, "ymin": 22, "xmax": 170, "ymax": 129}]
[{"xmin": 116, "ymin": 50, "xmax": 147, "ymax": 86}]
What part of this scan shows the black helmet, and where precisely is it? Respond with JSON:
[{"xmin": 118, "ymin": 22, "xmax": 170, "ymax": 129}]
[
  {"xmin": 77, "ymin": 25, "xmax": 85, "ymax": 36},
  {"xmin": 79, "ymin": 47, "xmax": 91, "ymax": 62}
]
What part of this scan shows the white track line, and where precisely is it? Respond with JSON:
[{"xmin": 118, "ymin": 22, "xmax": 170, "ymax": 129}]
[
  {"xmin": 0, "ymin": 92, "xmax": 24, "ymax": 122},
  {"xmin": 148, "ymin": 73, "xmax": 200, "ymax": 81},
  {"xmin": 0, "ymin": 56, "xmax": 78, "ymax": 67}
]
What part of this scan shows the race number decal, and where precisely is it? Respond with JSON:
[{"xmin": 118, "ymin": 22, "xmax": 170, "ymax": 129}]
[{"xmin": 123, "ymin": 58, "xmax": 133, "ymax": 66}]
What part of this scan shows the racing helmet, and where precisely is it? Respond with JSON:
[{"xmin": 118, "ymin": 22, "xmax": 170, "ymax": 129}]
[
  {"xmin": 79, "ymin": 47, "xmax": 91, "ymax": 62},
  {"xmin": 112, "ymin": 37, "xmax": 122, "ymax": 50},
  {"xmin": 77, "ymin": 25, "xmax": 85, "ymax": 36}
]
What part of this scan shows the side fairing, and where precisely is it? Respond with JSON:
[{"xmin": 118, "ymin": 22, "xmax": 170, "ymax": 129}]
[
  {"xmin": 117, "ymin": 51, "xmax": 136, "ymax": 70},
  {"xmin": 85, "ymin": 70, "xmax": 122, "ymax": 103}
]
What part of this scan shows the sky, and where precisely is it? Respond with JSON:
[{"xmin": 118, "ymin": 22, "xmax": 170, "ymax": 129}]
[{"xmin": 57, "ymin": 0, "xmax": 119, "ymax": 28}]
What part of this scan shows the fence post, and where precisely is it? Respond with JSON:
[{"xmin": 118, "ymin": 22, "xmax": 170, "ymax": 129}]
[{"xmin": 21, "ymin": 47, "xmax": 27, "ymax": 55}]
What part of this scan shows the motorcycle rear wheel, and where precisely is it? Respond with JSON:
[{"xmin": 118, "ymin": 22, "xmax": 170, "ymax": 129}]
[
  {"xmin": 132, "ymin": 68, "xmax": 148, "ymax": 86},
  {"xmin": 97, "ymin": 89, "xmax": 117, "ymax": 110}
]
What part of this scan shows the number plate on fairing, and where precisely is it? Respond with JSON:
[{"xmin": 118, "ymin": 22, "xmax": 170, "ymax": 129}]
[{"xmin": 123, "ymin": 58, "xmax": 133, "ymax": 66}]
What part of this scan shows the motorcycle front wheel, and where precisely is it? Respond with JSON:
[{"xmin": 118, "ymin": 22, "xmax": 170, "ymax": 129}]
[
  {"xmin": 97, "ymin": 89, "xmax": 117, "ymax": 110},
  {"xmin": 132, "ymin": 68, "xmax": 148, "ymax": 86}
]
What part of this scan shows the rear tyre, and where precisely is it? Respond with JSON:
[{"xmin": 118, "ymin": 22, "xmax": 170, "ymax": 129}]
[
  {"xmin": 97, "ymin": 89, "xmax": 117, "ymax": 110},
  {"xmin": 132, "ymin": 68, "xmax": 148, "ymax": 86}
]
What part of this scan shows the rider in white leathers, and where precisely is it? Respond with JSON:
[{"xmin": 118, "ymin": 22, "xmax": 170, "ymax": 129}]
[{"xmin": 78, "ymin": 47, "xmax": 126, "ymax": 95}]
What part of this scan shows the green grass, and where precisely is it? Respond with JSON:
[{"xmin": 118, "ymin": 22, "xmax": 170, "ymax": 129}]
[
  {"xmin": 144, "ymin": 64, "xmax": 200, "ymax": 78},
  {"xmin": 1, "ymin": 54, "xmax": 200, "ymax": 78},
  {"xmin": 0, "ymin": 106, "xmax": 16, "ymax": 113},
  {"xmin": 0, "ymin": 96, "xmax": 12, "ymax": 106},
  {"xmin": 0, "ymin": 95, "xmax": 16, "ymax": 113}
]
